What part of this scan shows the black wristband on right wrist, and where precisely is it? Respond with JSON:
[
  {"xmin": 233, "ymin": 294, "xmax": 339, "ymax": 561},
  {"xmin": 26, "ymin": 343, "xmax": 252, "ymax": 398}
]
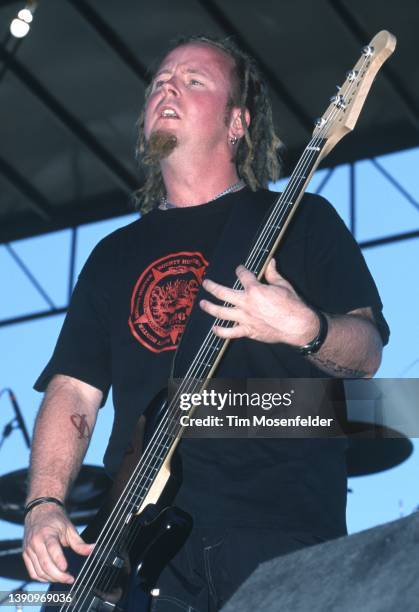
[
  {"xmin": 298, "ymin": 309, "xmax": 329, "ymax": 356},
  {"xmin": 24, "ymin": 496, "xmax": 65, "ymax": 519}
]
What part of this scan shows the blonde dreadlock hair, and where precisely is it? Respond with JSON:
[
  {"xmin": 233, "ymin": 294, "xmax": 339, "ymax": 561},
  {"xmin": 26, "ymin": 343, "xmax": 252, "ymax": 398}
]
[{"xmin": 134, "ymin": 34, "xmax": 283, "ymax": 212}]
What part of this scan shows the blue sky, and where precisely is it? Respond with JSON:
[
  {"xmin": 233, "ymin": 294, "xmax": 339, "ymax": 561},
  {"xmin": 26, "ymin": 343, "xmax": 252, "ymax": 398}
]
[{"xmin": 0, "ymin": 147, "xmax": 418, "ymax": 599}]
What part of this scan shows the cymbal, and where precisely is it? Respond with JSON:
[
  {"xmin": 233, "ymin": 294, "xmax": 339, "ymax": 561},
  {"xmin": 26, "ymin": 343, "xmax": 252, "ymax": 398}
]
[
  {"xmin": 0, "ymin": 465, "xmax": 110, "ymax": 525},
  {"xmin": 346, "ymin": 422, "xmax": 413, "ymax": 477},
  {"xmin": 0, "ymin": 540, "xmax": 29, "ymax": 581},
  {"xmin": 344, "ymin": 378, "xmax": 416, "ymax": 476}
]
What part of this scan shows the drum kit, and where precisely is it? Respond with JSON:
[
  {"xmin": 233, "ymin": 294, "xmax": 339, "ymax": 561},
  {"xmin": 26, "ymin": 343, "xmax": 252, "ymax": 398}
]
[{"xmin": 0, "ymin": 382, "xmax": 414, "ymax": 601}]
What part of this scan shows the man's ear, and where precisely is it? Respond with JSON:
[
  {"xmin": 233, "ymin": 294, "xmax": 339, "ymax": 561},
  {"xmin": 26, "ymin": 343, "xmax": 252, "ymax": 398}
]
[{"xmin": 229, "ymin": 107, "xmax": 251, "ymax": 139}]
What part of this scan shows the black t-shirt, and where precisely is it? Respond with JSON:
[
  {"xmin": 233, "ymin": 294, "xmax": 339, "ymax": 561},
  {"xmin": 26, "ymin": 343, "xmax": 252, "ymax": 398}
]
[{"xmin": 35, "ymin": 188, "xmax": 389, "ymax": 539}]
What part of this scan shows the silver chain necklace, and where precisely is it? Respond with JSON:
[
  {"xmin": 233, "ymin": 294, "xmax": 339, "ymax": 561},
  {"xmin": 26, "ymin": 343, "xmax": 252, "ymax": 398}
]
[{"xmin": 159, "ymin": 179, "xmax": 245, "ymax": 210}]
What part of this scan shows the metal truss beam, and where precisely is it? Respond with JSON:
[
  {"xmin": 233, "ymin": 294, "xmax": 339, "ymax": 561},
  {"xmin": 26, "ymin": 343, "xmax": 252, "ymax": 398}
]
[
  {"xmin": 349, "ymin": 162, "xmax": 355, "ymax": 237},
  {"xmin": 327, "ymin": 0, "xmax": 419, "ymax": 128},
  {"xmin": 0, "ymin": 189, "xmax": 132, "ymax": 244},
  {"xmin": 0, "ymin": 32, "xmax": 21, "ymax": 84},
  {"xmin": 0, "ymin": 154, "xmax": 53, "ymax": 221},
  {"xmin": 0, "ymin": 307, "xmax": 68, "ymax": 328},
  {"xmin": 314, "ymin": 167, "xmax": 335, "ymax": 195},
  {"xmin": 360, "ymin": 228, "xmax": 419, "ymax": 250},
  {"xmin": 0, "ymin": 222, "xmax": 78, "ymax": 328},
  {"xmin": 4, "ymin": 243, "xmax": 57, "ymax": 308},
  {"xmin": 371, "ymin": 159, "xmax": 419, "ymax": 213},
  {"xmin": 198, "ymin": 0, "xmax": 313, "ymax": 133},
  {"xmin": 68, "ymin": 227, "xmax": 78, "ymax": 301},
  {"xmin": 67, "ymin": 0, "xmax": 149, "ymax": 84},
  {"xmin": 0, "ymin": 43, "xmax": 138, "ymax": 193}
]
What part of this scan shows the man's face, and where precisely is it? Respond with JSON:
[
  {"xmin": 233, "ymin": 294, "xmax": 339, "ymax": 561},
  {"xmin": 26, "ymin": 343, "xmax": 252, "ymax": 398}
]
[{"xmin": 144, "ymin": 42, "xmax": 235, "ymax": 154}]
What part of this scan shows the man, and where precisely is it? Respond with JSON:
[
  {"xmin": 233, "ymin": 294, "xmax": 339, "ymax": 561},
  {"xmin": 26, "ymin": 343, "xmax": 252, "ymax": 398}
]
[{"xmin": 23, "ymin": 35, "xmax": 388, "ymax": 611}]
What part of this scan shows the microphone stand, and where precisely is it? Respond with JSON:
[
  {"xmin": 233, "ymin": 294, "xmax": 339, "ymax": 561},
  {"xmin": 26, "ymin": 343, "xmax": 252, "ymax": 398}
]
[
  {"xmin": 0, "ymin": 582, "xmax": 31, "ymax": 609},
  {"xmin": 0, "ymin": 388, "xmax": 31, "ymax": 451}
]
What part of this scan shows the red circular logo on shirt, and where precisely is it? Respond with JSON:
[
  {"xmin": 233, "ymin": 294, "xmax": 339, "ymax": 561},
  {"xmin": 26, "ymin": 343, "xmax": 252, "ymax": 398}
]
[{"xmin": 128, "ymin": 251, "xmax": 208, "ymax": 353}]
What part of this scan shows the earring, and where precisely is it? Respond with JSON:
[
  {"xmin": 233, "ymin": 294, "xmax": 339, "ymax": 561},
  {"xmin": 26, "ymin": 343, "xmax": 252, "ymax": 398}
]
[{"xmin": 229, "ymin": 135, "xmax": 238, "ymax": 145}]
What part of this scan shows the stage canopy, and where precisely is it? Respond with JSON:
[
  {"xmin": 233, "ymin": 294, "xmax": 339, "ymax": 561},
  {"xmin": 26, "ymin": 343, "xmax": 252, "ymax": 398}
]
[{"xmin": 0, "ymin": 0, "xmax": 418, "ymax": 242}]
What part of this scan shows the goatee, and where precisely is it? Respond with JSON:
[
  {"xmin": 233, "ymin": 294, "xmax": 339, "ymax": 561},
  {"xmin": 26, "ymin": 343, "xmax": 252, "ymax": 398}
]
[{"xmin": 143, "ymin": 130, "xmax": 178, "ymax": 164}]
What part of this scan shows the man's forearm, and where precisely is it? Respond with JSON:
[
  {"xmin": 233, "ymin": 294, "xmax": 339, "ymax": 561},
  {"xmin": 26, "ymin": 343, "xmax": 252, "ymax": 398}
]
[
  {"xmin": 307, "ymin": 311, "xmax": 383, "ymax": 378},
  {"xmin": 27, "ymin": 375, "xmax": 102, "ymax": 502}
]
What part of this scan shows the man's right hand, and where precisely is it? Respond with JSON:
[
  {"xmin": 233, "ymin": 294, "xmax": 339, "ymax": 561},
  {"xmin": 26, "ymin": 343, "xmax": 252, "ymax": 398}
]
[{"xmin": 23, "ymin": 503, "xmax": 94, "ymax": 584}]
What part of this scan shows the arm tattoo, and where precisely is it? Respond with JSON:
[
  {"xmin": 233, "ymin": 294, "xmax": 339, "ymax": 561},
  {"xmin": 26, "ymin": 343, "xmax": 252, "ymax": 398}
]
[
  {"xmin": 311, "ymin": 355, "xmax": 368, "ymax": 378},
  {"xmin": 70, "ymin": 413, "xmax": 91, "ymax": 439}
]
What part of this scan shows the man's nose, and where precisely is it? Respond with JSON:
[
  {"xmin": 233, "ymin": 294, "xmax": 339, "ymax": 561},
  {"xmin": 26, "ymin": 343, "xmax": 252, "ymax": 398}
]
[{"xmin": 161, "ymin": 76, "xmax": 180, "ymax": 96}]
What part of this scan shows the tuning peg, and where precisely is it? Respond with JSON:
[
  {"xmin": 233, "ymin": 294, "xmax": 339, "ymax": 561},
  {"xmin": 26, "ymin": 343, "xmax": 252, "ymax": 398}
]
[
  {"xmin": 362, "ymin": 45, "xmax": 374, "ymax": 57},
  {"xmin": 346, "ymin": 69, "xmax": 358, "ymax": 82},
  {"xmin": 330, "ymin": 94, "xmax": 346, "ymax": 109},
  {"xmin": 314, "ymin": 117, "xmax": 326, "ymax": 128}
]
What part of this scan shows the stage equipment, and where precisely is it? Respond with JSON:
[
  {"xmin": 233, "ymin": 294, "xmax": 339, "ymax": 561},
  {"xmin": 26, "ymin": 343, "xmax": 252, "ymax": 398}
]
[
  {"xmin": 345, "ymin": 378, "xmax": 416, "ymax": 475},
  {"xmin": 221, "ymin": 512, "xmax": 419, "ymax": 612},
  {"xmin": 0, "ymin": 540, "xmax": 29, "ymax": 581},
  {"xmin": 0, "ymin": 388, "xmax": 31, "ymax": 452},
  {"xmin": 346, "ymin": 423, "xmax": 412, "ymax": 476},
  {"xmin": 0, "ymin": 465, "xmax": 110, "ymax": 526},
  {"xmin": 9, "ymin": 2, "xmax": 37, "ymax": 39}
]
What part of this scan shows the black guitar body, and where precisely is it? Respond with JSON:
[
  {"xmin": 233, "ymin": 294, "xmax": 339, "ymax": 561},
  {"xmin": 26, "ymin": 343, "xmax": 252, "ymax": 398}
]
[
  {"xmin": 45, "ymin": 504, "xmax": 191, "ymax": 611},
  {"xmin": 45, "ymin": 390, "xmax": 193, "ymax": 611}
]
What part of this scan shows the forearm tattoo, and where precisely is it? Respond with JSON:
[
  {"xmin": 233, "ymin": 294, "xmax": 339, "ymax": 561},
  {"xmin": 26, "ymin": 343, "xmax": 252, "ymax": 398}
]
[
  {"xmin": 70, "ymin": 413, "xmax": 91, "ymax": 439},
  {"xmin": 311, "ymin": 355, "xmax": 368, "ymax": 378}
]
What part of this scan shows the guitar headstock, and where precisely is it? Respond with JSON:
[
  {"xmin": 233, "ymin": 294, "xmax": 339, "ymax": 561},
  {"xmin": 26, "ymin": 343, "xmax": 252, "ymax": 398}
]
[{"xmin": 313, "ymin": 30, "xmax": 396, "ymax": 159}]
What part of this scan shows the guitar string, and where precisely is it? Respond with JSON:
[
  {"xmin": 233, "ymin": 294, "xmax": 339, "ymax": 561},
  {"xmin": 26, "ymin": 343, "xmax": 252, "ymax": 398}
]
[{"xmin": 64, "ymin": 54, "xmax": 369, "ymax": 610}]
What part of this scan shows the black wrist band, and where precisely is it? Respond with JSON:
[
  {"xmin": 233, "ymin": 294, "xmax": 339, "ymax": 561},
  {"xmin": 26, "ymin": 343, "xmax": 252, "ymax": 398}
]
[
  {"xmin": 299, "ymin": 310, "xmax": 328, "ymax": 356},
  {"xmin": 24, "ymin": 496, "xmax": 65, "ymax": 519}
]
